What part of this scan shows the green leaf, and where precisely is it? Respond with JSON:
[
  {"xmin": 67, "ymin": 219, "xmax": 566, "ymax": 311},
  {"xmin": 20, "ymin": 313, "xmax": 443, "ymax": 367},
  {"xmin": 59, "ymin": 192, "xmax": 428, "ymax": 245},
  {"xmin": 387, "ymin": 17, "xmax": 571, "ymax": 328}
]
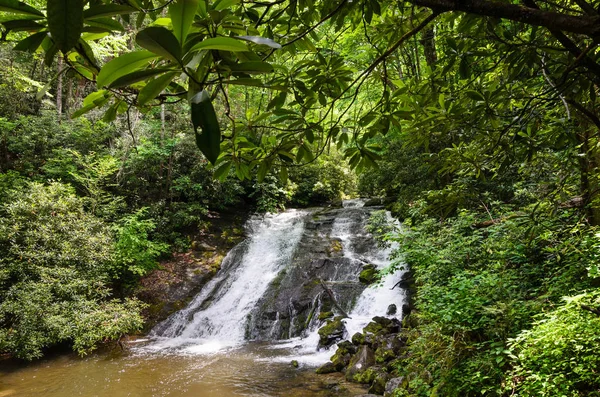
[
  {"xmin": 138, "ymin": 71, "xmax": 177, "ymax": 105},
  {"xmin": 190, "ymin": 90, "xmax": 221, "ymax": 164},
  {"xmin": 213, "ymin": 161, "xmax": 231, "ymax": 181},
  {"xmin": 279, "ymin": 167, "xmax": 288, "ymax": 184},
  {"xmin": 212, "ymin": 0, "xmax": 239, "ymax": 11},
  {"xmin": 13, "ymin": 31, "xmax": 47, "ymax": 52},
  {"xmin": 227, "ymin": 61, "xmax": 274, "ymax": 74},
  {"xmin": 136, "ymin": 26, "xmax": 182, "ymax": 63},
  {"xmin": 169, "ymin": 0, "xmax": 198, "ymax": 45},
  {"xmin": 85, "ymin": 17, "xmax": 125, "ymax": 32},
  {"xmin": 1, "ymin": 19, "xmax": 43, "ymax": 32},
  {"xmin": 189, "ymin": 37, "xmax": 247, "ymax": 52},
  {"xmin": 256, "ymin": 161, "xmax": 268, "ymax": 182},
  {"xmin": 83, "ymin": 4, "xmax": 136, "ymax": 19},
  {"xmin": 47, "ymin": 0, "xmax": 84, "ymax": 53},
  {"xmin": 109, "ymin": 68, "xmax": 173, "ymax": 88},
  {"xmin": 97, "ymin": 51, "xmax": 159, "ymax": 87},
  {"xmin": 0, "ymin": 0, "xmax": 44, "ymax": 17},
  {"xmin": 236, "ymin": 35, "xmax": 281, "ymax": 49},
  {"xmin": 465, "ymin": 90, "xmax": 485, "ymax": 101}
]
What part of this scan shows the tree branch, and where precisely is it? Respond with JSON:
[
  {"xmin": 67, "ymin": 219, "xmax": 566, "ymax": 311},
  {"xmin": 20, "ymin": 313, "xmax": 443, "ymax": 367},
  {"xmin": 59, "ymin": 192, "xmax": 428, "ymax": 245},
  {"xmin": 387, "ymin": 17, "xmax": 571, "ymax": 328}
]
[{"xmin": 408, "ymin": 0, "xmax": 600, "ymax": 38}]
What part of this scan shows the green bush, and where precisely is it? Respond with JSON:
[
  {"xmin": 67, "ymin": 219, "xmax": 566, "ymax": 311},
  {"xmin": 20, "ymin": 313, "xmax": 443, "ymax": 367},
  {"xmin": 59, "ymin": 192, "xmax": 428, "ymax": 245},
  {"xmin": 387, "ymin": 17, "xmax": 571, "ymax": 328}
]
[
  {"xmin": 0, "ymin": 182, "xmax": 144, "ymax": 360},
  {"xmin": 508, "ymin": 291, "xmax": 600, "ymax": 397}
]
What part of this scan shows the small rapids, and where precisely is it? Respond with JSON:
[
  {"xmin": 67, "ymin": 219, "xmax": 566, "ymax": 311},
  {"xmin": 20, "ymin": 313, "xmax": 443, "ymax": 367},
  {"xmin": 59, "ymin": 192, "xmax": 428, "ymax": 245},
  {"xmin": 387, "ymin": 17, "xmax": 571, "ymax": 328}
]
[{"xmin": 145, "ymin": 199, "xmax": 407, "ymax": 365}]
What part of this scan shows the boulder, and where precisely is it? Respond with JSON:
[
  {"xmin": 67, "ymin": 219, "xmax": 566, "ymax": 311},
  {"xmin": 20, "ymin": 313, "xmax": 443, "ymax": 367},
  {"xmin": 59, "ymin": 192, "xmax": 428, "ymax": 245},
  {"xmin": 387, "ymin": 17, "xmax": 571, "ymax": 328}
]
[
  {"xmin": 318, "ymin": 316, "xmax": 346, "ymax": 349},
  {"xmin": 352, "ymin": 332, "xmax": 366, "ymax": 345},
  {"xmin": 368, "ymin": 370, "xmax": 390, "ymax": 395},
  {"xmin": 384, "ymin": 377, "xmax": 407, "ymax": 397},
  {"xmin": 359, "ymin": 264, "xmax": 378, "ymax": 285},
  {"xmin": 346, "ymin": 345, "xmax": 376, "ymax": 381},
  {"xmin": 315, "ymin": 361, "xmax": 338, "ymax": 374},
  {"xmin": 191, "ymin": 241, "xmax": 216, "ymax": 251},
  {"xmin": 386, "ymin": 304, "xmax": 397, "ymax": 316}
]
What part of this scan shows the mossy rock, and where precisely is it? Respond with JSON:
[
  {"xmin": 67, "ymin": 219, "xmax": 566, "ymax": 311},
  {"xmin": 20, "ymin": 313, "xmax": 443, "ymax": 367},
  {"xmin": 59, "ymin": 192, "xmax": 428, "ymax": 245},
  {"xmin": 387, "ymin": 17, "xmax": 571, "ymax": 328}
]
[
  {"xmin": 318, "ymin": 316, "xmax": 346, "ymax": 349},
  {"xmin": 318, "ymin": 311, "xmax": 334, "ymax": 320},
  {"xmin": 368, "ymin": 370, "xmax": 389, "ymax": 395},
  {"xmin": 359, "ymin": 265, "xmax": 378, "ymax": 284},
  {"xmin": 353, "ymin": 366, "xmax": 378, "ymax": 384},
  {"xmin": 363, "ymin": 321, "xmax": 384, "ymax": 335},
  {"xmin": 374, "ymin": 346, "xmax": 396, "ymax": 364},
  {"xmin": 352, "ymin": 332, "xmax": 366, "ymax": 345},
  {"xmin": 316, "ymin": 361, "xmax": 338, "ymax": 374}
]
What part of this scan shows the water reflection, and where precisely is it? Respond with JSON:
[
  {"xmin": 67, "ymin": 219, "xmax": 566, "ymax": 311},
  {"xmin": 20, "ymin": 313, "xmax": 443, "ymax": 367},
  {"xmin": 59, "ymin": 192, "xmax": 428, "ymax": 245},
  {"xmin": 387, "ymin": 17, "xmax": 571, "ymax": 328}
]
[{"xmin": 0, "ymin": 343, "xmax": 367, "ymax": 397}]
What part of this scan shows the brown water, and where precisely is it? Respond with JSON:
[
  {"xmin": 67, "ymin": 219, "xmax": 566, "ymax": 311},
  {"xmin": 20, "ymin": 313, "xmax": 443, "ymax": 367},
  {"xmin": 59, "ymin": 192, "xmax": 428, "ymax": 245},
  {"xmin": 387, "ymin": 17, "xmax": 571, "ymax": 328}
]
[{"xmin": 0, "ymin": 342, "xmax": 367, "ymax": 397}]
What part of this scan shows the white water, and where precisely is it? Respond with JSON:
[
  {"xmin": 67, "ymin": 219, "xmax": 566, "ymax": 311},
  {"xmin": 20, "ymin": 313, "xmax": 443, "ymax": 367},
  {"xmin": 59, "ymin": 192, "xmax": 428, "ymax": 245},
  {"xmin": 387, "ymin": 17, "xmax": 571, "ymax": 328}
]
[
  {"xmin": 148, "ymin": 210, "xmax": 307, "ymax": 354},
  {"xmin": 146, "ymin": 201, "xmax": 406, "ymax": 365},
  {"xmin": 265, "ymin": 202, "xmax": 407, "ymax": 365}
]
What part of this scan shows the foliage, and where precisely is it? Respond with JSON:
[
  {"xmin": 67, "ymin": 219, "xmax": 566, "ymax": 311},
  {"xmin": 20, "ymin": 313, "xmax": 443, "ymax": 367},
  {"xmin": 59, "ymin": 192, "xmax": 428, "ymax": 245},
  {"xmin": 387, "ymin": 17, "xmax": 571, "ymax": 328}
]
[
  {"xmin": 0, "ymin": 182, "xmax": 144, "ymax": 360},
  {"xmin": 388, "ymin": 206, "xmax": 595, "ymax": 396},
  {"xmin": 113, "ymin": 208, "xmax": 170, "ymax": 278},
  {"xmin": 508, "ymin": 291, "xmax": 600, "ymax": 397}
]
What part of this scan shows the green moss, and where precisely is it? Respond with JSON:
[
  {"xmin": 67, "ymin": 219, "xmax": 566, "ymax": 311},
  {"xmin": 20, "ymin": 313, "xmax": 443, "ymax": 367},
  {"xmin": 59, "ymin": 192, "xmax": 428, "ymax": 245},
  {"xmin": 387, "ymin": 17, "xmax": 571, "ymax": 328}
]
[{"xmin": 318, "ymin": 311, "xmax": 334, "ymax": 320}]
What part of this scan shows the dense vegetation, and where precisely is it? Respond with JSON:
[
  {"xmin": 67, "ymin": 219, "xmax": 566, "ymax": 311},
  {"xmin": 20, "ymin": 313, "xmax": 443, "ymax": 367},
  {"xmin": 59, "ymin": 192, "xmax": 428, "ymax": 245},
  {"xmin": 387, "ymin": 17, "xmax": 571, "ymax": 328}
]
[{"xmin": 1, "ymin": 0, "xmax": 600, "ymax": 395}]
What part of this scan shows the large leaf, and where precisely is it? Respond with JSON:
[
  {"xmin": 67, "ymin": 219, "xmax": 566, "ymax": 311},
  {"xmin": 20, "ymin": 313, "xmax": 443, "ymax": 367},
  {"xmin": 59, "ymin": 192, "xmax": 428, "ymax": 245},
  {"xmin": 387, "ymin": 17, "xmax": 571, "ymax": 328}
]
[
  {"xmin": 13, "ymin": 31, "xmax": 47, "ymax": 52},
  {"xmin": 189, "ymin": 37, "xmax": 247, "ymax": 52},
  {"xmin": 136, "ymin": 26, "xmax": 182, "ymax": 63},
  {"xmin": 169, "ymin": 0, "xmax": 198, "ymax": 45},
  {"xmin": 137, "ymin": 71, "xmax": 177, "ymax": 105},
  {"xmin": 96, "ymin": 50, "xmax": 159, "ymax": 87},
  {"xmin": 83, "ymin": 4, "xmax": 136, "ymax": 20},
  {"xmin": 190, "ymin": 90, "xmax": 221, "ymax": 164},
  {"xmin": 226, "ymin": 61, "xmax": 274, "ymax": 74},
  {"xmin": 1, "ymin": 19, "xmax": 43, "ymax": 32},
  {"xmin": 236, "ymin": 35, "xmax": 281, "ymax": 49},
  {"xmin": 85, "ymin": 17, "xmax": 125, "ymax": 32},
  {"xmin": 108, "ymin": 68, "xmax": 173, "ymax": 88},
  {"xmin": 0, "ymin": 0, "xmax": 44, "ymax": 17},
  {"xmin": 47, "ymin": 0, "xmax": 83, "ymax": 53}
]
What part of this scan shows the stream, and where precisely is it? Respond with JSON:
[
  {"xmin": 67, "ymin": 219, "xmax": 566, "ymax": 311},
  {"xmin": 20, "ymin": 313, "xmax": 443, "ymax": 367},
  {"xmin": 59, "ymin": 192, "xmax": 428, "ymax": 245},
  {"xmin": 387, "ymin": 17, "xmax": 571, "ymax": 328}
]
[{"xmin": 0, "ymin": 200, "xmax": 406, "ymax": 397}]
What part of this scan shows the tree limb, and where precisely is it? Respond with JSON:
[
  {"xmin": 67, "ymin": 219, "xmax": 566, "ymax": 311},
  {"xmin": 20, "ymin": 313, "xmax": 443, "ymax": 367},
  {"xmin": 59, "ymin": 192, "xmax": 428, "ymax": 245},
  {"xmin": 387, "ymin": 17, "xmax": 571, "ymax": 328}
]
[{"xmin": 408, "ymin": 0, "xmax": 600, "ymax": 39}]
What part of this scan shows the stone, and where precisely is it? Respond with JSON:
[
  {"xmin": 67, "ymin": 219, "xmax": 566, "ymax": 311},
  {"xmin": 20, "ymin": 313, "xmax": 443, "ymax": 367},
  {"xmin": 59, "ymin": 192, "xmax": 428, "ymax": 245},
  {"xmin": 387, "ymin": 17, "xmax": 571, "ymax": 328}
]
[
  {"xmin": 345, "ymin": 345, "xmax": 376, "ymax": 381},
  {"xmin": 352, "ymin": 332, "xmax": 366, "ymax": 345},
  {"xmin": 291, "ymin": 360, "xmax": 299, "ymax": 368},
  {"xmin": 315, "ymin": 361, "xmax": 338, "ymax": 374},
  {"xmin": 386, "ymin": 304, "xmax": 397, "ymax": 316},
  {"xmin": 359, "ymin": 264, "xmax": 378, "ymax": 284},
  {"xmin": 318, "ymin": 316, "xmax": 347, "ymax": 349},
  {"xmin": 318, "ymin": 311, "xmax": 334, "ymax": 320},
  {"xmin": 191, "ymin": 241, "xmax": 216, "ymax": 251},
  {"xmin": 384, "ymin": 377, "xmax": 406, "ymax": 397},
  {"xmin": 368, "ymin": 370, "xmax": 390, "ymax": 395}
]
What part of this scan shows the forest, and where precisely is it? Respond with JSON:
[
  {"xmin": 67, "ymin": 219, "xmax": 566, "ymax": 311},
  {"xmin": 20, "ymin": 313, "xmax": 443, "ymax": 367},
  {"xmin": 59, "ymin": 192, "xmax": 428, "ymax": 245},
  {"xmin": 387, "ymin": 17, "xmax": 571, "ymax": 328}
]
[{"xmin": 1, "ymin": 0, "xmax": 600, "ymax": 396}]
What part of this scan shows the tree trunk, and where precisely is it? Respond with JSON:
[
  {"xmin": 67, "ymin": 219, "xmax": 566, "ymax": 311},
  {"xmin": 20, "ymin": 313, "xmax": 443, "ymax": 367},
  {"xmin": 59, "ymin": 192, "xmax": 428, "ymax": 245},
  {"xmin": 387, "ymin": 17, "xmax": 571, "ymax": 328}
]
[{"xmin": 56, "ymin": 56, "xmax": 63, "ymax": 120}]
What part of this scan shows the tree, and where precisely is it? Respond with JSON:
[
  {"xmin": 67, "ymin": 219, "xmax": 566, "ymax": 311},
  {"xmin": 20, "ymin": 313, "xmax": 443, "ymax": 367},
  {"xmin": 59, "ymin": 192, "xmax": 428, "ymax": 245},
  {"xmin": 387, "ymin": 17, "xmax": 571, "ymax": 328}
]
[{"xmin": 1, "ymin": 0, "xmax": 599, "ymax": 218}]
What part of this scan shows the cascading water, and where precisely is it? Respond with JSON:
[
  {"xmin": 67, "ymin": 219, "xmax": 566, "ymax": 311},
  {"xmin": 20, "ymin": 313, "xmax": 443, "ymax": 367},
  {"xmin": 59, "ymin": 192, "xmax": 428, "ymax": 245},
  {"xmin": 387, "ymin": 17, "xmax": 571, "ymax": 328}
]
[
  {"xmin": 149, "ymin": 210, "xmax": 307, "ymax": 353},
  {"xmin": 147, "ymin": 200, "xmax": 407, "ymax": 361}
]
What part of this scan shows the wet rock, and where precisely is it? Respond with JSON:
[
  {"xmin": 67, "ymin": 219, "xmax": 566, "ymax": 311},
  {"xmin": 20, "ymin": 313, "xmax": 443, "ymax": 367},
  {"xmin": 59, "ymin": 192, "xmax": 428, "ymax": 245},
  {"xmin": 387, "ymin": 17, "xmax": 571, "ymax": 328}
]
[
  {"xmin": 363, "ymin": 198, "xmax": 383, "ymax": 206},
  {"xmin": 386, "ymin": 304, "xmax": 397, "ymax": 316},
  {"xmin": 368, "ymin": 370, "xmax": 390, "ymax": 395},
  {"xmin": 191, "ymin": 241, "xmax": 216, "ymax": 251},
  {"xmin": 318, "ymin": 311, "xmax": 334, "ymax": 320},
  {"xmin": 316, "ymin": 361, "xmax": 338, "ymax": 374},
  {"xmin": 337, "ymin": 340, "xmax": 358, "ymax": 355},
  {"xmin": 359, "ymin": 264, "xmax": 378, "ymax": 285},
  {"xmin": 346, "ymin": 345, "xmax": 376, "ymax": 381},
  {"xmin": 318, "ymin": 316, "xmax": 347, "ymax": 349},
  {"xmin": 384, "ymin": 377, "xmax": 406, "ymax": 397},
  {"xmin": 352, "ymin": 332, "xmax": 366, "ymax": 345}
]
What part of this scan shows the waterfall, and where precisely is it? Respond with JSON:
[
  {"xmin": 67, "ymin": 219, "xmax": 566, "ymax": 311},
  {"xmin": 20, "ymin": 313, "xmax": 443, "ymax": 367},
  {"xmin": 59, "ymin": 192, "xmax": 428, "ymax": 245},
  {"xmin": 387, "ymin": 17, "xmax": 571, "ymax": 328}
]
[
  {"xmin": 147, "ymin": 200, "xmax": 406, "ymax": 359},
  {"xmin": 149, "ymin": 210, "xmax": 307, "ymax": 353}
]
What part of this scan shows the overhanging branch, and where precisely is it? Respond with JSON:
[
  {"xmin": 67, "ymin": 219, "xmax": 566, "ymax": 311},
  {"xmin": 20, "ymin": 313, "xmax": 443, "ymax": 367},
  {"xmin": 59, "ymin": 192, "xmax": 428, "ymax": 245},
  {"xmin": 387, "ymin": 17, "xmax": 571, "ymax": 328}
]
[{"xmin": 408, "ymin": 0, "xmax": 600, "ymax": 39}]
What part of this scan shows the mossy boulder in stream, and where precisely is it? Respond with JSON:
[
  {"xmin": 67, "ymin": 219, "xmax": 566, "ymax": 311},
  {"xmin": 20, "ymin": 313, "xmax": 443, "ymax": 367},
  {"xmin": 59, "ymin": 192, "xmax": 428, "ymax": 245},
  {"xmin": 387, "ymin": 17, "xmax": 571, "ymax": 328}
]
[
  {"xmin": 318, "ymin": 316, "xmax": 347, "ymax": 349},
  {"xmin": 359, "ymin": 264, "xmax": 378, "ymax": 285}
]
